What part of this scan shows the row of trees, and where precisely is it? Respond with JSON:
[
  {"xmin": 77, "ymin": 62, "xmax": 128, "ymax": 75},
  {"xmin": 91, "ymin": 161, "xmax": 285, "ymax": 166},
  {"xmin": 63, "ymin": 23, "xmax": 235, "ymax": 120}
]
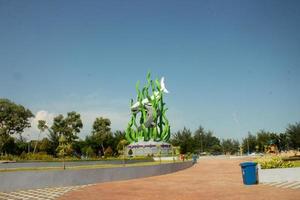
[
  {"xmin": 0, "ymin": 99, "xmax": 126, "ymax": 157},
  {"xmin": 170, "ymin": 124, "xmax": 300, "ymax": 155},
  {"xmin": 170, "ymin": 127, "xmax": 240, "ymax": 155},
  {"xmin": 241, "ymin": 125, "xmax": 300, "ymax": 154},
  {"xmin": 1, "ymin": 98, "xmax": 300, "ymax": 157}
]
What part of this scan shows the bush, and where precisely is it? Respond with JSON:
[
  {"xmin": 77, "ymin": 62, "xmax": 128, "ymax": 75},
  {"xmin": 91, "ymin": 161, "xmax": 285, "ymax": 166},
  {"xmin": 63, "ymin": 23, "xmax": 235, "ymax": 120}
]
[
  {"xmin": 84, "ymin": 146, "xmax": 96, "ymax": 158},
  {"xmin": 0, "ymin": 154, "xmax": 15, "ymax": 161},
  {"xmin": 128, "ymin": 149, "xmax": 133, "ymax": 156},
  {"xmin": 16, "ymin": 152, "xmax": 54, "ymax": 161},
  {"xmin": 255, "ymin": 156, "xmax": 295, "ymax": 169},
  {"xmin": 20, "ymin": 151, "xmax": 26, "ymax": 159}
]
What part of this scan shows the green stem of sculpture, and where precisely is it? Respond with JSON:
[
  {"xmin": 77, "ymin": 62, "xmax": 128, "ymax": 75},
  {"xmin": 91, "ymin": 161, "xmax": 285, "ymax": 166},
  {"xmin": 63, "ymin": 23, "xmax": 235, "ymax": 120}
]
[{"xmin": 125, "ymin": 73, "xmax": 170, "ymax": 143}]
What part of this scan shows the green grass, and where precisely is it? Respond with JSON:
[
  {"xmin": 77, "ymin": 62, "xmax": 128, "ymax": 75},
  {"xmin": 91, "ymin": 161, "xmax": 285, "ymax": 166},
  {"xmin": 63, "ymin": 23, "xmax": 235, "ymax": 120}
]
[
  {"xmin": 1, "ymin": 154, "xmax": 154, "ymax": 163},
  {"xmin": 15, "ymin": 157, "xmax": 154, "ymax": 163},
  {"xmin": 0, "ymin": 160, "xmax": 187, "ymax": 173},
  {"xmin": 294, "ymin": 161, "xmax": 300, "ymax": 167}
]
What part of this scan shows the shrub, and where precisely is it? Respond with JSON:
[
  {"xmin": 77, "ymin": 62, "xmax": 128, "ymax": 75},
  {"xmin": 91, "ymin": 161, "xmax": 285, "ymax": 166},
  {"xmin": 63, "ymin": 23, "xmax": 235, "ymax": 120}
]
[
  {"xmin": 255, "ymin": 156, "xmax": 295, "ymax": 169},
  {"xmin": 84, "ymin": 146, "xmax": 96, "ymax": 158},
  {"xmin": 20, "ymin": 151, "xmax": 27, "ymax": 159},
  {"xmin": 28, "ymin": 152, "xmax": 54, "ymax": 161},
  {"xmin": 0, "ymin": 154, "xmax": 15, "ymax": 161},
  {"xmin": 128, "ymin": 149, "xmax": 133, "ymax": 156}
]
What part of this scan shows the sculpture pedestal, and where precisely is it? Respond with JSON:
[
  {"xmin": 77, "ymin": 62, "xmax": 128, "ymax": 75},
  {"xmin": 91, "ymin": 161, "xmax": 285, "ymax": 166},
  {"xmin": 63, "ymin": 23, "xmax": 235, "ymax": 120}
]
[{"xmin": 127, "ymin": 140, "xmax": 172, "ymax": 157}]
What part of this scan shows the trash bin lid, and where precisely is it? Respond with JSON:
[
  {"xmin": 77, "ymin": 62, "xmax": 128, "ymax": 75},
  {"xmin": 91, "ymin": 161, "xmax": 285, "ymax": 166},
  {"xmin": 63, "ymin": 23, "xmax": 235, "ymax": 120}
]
[{"xmin": 240, "ymin": 162, "xmax": 257, "ymax": 167}]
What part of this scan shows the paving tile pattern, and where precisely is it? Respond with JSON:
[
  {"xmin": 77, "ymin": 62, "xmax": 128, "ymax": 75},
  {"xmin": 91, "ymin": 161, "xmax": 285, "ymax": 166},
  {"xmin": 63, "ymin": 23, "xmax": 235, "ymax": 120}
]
[
  {"xmin": 0, "ymin": 185, "xmax": 94, "ymax": 200},
  {"xmin": 58, "ymin": 158, "xmax": 300, "ymax": 200},
  {"xmin": 262, "ymin": 181, "xmax": 300, "ymax": 190}
]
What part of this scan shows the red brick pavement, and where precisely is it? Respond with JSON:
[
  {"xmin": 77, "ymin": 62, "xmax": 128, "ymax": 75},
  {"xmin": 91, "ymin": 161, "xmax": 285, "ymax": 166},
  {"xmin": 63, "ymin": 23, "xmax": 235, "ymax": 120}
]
[{"xmin": 58, "ymin": 158, "xmax": 300, "ymax": 200}]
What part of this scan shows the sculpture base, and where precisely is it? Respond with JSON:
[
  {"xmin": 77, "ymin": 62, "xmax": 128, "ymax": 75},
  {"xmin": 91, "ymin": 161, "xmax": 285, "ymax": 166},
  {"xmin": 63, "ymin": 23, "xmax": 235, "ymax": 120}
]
[{"xmin": 127, "ymin": 140, "xmax": 172, "ymax": 157}]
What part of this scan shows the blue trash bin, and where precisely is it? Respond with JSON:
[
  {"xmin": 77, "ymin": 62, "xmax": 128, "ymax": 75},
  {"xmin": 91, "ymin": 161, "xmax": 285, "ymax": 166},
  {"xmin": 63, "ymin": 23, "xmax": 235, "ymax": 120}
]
[{"xmin": 240, "ymin": 162, "xmax": 258, "ymax": 185}]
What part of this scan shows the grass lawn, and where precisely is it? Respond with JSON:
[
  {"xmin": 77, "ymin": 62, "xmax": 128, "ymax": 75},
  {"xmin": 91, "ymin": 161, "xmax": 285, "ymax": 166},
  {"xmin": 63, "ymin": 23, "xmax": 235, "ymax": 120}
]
[
  {"xmin": 0, "ymin": 160, "xmax": 187, "ymax": 173},
  {"xmin": 294, "ymin": 161, "xmax": 300, "ymax": 167}
]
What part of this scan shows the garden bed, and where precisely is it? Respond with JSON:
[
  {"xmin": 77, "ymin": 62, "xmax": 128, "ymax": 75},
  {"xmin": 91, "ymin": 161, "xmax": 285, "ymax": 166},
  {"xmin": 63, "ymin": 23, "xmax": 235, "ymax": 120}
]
[{"xmin": 255, "ymin": 156, "xmax": 296, "ymax": 169}]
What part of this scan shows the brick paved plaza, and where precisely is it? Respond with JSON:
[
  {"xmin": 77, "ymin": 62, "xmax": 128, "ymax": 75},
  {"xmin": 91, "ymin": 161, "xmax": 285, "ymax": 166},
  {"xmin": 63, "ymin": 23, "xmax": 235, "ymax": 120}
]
[{"xmin": 58, "ymin": 158, "xmax": 300, "ymax": 200}]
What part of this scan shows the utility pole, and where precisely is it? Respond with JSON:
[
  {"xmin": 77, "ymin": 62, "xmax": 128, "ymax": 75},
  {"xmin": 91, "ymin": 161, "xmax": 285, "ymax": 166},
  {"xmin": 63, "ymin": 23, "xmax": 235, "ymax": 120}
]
[
  {"xmin": 123, "ymin": 144, "xmax": 125, "ymax": 167},
  {"xmin": 201, "ymin": 133, "xmax": 203, "ymax": 153}
]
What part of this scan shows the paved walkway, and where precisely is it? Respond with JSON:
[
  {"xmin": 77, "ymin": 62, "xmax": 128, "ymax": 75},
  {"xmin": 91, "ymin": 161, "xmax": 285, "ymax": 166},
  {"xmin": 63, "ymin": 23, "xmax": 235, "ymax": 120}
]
[
  {"xmin": 58, "ymin": 158, "xmax": 300, "ymax": 200},
  {"xmin": 262, "ymin": 181, "xmax": 300, "ymax": 189},
  {"xmin": 0, "ymin": 185, "xmax": 94, "ymax": 200}
]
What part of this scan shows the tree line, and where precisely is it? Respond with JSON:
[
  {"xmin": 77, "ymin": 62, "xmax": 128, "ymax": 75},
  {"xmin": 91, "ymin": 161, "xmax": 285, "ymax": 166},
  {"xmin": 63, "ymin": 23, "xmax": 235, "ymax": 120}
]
[
  {"xmin": 171, "ymin": 127, "xmax": 240, "ymax": 155},
  {"xmin": 0, "ymin": 99, "xmax": 127, "ymax": 158},
  {"xmin": 0, "ymin": 98, "xmax": 299, "ymax": 158},
  {"xmin": 170, "ymin": 124, "xmax": 300, "ymax": 155},
  {"xmin": 241, "ymin": 126, "xmax": 300, "ymax": 154}
]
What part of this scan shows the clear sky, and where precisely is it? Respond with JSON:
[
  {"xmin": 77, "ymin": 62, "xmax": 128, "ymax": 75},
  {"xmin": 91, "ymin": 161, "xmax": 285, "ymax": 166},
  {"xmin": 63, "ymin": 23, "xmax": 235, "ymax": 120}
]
[{"xmin": 1, "ymin": 0, "xmax": 300, "ymax": 141}]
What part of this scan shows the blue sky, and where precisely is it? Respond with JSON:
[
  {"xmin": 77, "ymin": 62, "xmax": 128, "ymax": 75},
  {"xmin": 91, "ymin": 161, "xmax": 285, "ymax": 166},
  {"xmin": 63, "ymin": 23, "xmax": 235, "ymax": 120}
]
[{"xmin": 0, "ymin": 0, "xmax": 300, "ymax": 140}]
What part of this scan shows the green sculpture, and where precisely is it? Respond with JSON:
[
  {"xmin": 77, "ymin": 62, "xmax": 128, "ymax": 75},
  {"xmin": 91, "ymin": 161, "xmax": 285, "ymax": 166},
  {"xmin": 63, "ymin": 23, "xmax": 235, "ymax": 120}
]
[{"xmin": 125, "ymin": 72, "xmax": 170, "ymax": 143}]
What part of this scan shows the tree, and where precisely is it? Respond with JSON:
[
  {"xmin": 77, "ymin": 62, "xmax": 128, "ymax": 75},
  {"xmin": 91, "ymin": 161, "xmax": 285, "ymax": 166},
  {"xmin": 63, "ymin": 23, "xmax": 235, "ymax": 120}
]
[
  {"xmin": 117, "ymin": 139, "xmax": 129, "ymax": 153},
  {"xmin": 171, "ymin": 127, "xmax": 194, "ymax": 154},
  {"xmin": 14, "ymin": 138, "xmax": 28, "ymax": 155},
  {"xmin": 210, "ymin": 144, "xmax": 222, "ymax": 154},
  {"xmin": 46, "ymin": 112, "xmax": 82, "ymax": 156},
  {"xmin": 91, "ymin": 117, "xmax": 111, "ymax": 156},
  {"xmin": 83, "ymin": 136, "xmax": 99, "ymax": 156},
  {"xmin": 286, "ymin": 122, "xmax": 300, "ymax": 150},
  {"xmin": 201, "ymin": 130, "xmax": 220, "ymax": 153},
  {"xmin": 256, "ymin": 130, "xmax": 272, "ymax": 152},
  {"xmin": 34, "ymin": 120, "xmax": 48, "ymax": 153},
  {"xmin": 0, "ymin": 99, "xmax": 34, "ymax": 153},
  {"xmin": 57, "ymin": 135, "xmax": 72, "ymax": 169},
  {"xmin": 51, "ymin": 112, "xmax": 83, "ymax": 143},
  {"xmin": 109, "ymin": 130, "xmax": 126, "ymax": 155},
  {"xmin": 193, "ymin": 126, "xmax": 205, "ymax": 153},
  {"xmin": 193, "ymin": 127, "xmax": 220, "ymax": 154},
  {"xmin": 278, "ymin": 133, "xmax": 290, "ymax": 151},
  {"xmin": 242, "ymin": 133, "xmax": 257, "ymax": 154},
  {"xmin": 1, "ymin": 136, "xmax": 16, "ymax": 155},
  {"xmin": 38, "ymin": 138, "xmax": 52, "ymax": 154},
  {"xmin": 83, "ymin": 146, "xmax": 95, "ymax": 158},
  {"xmin": 48, "ymin": 129, "xmax": 59, "ymax": 155},
  {"xmin": 221, "ymin": 139, "xmax": 240, "ymax": 155}
]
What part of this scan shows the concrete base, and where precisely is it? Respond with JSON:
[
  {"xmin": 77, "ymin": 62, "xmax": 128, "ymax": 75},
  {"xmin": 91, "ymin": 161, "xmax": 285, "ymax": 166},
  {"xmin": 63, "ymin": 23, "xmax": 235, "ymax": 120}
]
[
  {"xmin": 153, "ymin": 156, "xmax": 179, "ymax": 161},
  {"xmin": 127, "ymin": 140, "xmax": 172, "ymax": 156},
  {"xmin": 0, "ymin": 161, "xmax": 193, "ymax": 192},
  {"xmin": 258, "ymin": 165, "xmax": 300, "ymax": 183}
]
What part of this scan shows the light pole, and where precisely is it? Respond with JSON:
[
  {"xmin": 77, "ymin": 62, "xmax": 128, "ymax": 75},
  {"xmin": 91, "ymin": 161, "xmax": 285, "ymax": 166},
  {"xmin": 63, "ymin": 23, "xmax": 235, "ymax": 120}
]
[
  {"xmin": 27, "ymin": 134, "xmax": 30, "ymax": 153},
  {"xmin": 172, "ymin": 146, "xmax": 175, "ymax": 163},
  {"xmin": 123, "ymin": 144, "xmax": 125, "ymax": 167},
  {"xmin": 247, "ymin": 138, "xmax": 250, "ymax": 155},
  {"xmin": 156, "ymin": 144, "xmax": 161, "ymax": 164},
  {"xmin": 201, "ymin": 133, "xmax": 203, "ymax": 153}
]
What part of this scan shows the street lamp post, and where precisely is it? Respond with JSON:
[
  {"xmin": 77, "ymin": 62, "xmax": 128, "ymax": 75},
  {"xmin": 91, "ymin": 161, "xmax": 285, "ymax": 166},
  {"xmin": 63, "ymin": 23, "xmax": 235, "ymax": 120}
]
[
  {"xmin": 247, "ymin": 138, "xmax": 250, "ymax": 155},
  {"xmin": 123, "ymin": 144, "xmax": 125, "ymax": 167}
]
